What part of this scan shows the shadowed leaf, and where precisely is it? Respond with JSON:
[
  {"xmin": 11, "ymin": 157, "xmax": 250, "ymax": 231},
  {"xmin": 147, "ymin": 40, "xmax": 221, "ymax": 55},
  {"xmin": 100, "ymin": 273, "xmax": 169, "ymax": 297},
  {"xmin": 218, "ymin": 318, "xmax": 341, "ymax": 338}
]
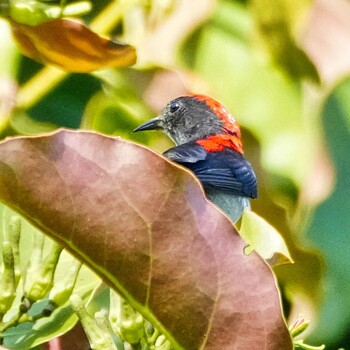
[
  {"xmin": 0, "ymin": 130, "xmax": 292, "ymax": 350},
  {"xmin": 11, "ymin": 19, "xmax": 136, "ymax": 72}
]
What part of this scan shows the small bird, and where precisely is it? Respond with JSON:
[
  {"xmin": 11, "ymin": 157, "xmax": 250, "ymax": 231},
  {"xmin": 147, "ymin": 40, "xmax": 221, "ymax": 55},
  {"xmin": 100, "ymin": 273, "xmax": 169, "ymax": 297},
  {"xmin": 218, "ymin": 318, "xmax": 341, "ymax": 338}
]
[{"xmin": 133, "ymin": 94, "xmax": 257, "ymax": 223}]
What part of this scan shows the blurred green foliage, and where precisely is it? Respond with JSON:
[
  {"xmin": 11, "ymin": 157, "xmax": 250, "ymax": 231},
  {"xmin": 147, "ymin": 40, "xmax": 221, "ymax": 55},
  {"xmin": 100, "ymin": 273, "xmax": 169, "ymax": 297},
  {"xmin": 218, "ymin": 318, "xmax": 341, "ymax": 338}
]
[
  {"xmin": 0, "ymin": 0, "xmax": 350, "ymax": 349},
  {"xmin": 305, "ymin": 78, "xmax": 350, "ymax": 348}
]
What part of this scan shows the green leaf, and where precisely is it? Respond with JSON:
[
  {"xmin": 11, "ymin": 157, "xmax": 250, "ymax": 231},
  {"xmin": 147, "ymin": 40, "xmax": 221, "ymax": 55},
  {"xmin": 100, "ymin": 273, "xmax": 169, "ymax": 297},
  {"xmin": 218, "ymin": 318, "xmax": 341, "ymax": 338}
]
[
  {"xmin": 239, "ymin": 210, "xmax": 293, "ymax": 267},
  {"xmin": 28, "ymin": 73, "xmax": 101, "ymax": 129},
  {"xmin": 0, "ymin": 130, "xmax": 292, "ymax": 350},
  {"xmin": 81, "ymin": 91, "xmax": 143, "ymax": 138}
]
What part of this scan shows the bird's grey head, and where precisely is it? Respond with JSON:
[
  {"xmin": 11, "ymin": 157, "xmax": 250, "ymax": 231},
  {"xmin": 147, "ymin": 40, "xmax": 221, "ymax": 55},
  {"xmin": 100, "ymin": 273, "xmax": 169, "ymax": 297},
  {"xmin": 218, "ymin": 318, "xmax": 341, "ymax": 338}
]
[{"xmin": 133, "ymin": 96, "xmax": 225, "ymax": 145}]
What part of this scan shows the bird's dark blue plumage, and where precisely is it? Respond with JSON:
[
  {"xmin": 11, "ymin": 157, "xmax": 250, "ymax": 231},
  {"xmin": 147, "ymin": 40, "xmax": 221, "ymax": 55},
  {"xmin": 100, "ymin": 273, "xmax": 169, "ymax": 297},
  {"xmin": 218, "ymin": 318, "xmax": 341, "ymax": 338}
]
[{"xmin": 163, "ymin": 142, "xmax": 257, "ymax": 199}]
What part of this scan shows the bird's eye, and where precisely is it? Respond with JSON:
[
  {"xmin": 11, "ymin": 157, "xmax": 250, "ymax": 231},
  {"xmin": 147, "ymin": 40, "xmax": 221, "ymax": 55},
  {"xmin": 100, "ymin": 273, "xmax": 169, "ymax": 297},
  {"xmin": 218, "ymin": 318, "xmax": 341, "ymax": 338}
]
[{"xmin": 169, "ymin": 101, "xmax": 180, "ymax": 113}]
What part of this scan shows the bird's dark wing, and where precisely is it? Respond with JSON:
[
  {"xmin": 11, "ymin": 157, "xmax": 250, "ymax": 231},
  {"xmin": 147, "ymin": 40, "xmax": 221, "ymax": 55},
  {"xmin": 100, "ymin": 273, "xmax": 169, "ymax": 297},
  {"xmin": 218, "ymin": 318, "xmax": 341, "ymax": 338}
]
[
  {"xmin": 164, "ymin": 143, "xmax": 257, "ymax": 198},
  {"xmin": 163, "ymin": 143, "xmax": 208, "ymax": 163}
]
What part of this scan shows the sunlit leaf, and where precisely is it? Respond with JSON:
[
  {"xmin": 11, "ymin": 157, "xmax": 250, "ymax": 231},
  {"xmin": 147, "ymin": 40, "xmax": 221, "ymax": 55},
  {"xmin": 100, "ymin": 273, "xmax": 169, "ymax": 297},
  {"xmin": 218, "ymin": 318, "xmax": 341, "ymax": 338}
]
[
  {"xmin": 11, "ymin": 19, "xmax": 136, "ymax": 72},
  {"xmin": 239, "ymin": 209, "xmax": 293, "ymax": 267},
  {"xmin": 0, "ymin": 130, "xmax": 292, "ymax": 350}
]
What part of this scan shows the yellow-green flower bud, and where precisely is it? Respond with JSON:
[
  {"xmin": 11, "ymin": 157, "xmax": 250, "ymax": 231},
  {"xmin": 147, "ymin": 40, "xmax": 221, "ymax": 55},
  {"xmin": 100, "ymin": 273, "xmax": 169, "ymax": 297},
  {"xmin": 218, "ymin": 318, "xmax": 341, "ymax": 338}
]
[
  {"xmin": 109, "ymin": 290, "xmax": 144, "ymax": 345},
  {"xmin": 154, "ymin": 335, "xmax": 172, "ymax": 350},
  {"xmin": 24, "ymin": 237, "xmax": 62, "ymax": 303},
  {"xmin": 8, "ymin": 216, "xmax": 21, "ymax": 286},
  {"xmin": 0, "ymin": 241, "xmax": 16, "ymax": 319},
  {"xmin": 56, "ymin": 1, "xmax": 92, "ymax": 17},
  {"xmin": 95, "ymin": 310, "xmax": 111, "ymax": 333},
  {"xmin": 48, "ymin": 258, "xmax": 82, "ymax": 307},
  {"xmin": 70, "ymin": 294, "xmax": 117, "ymax": 350},
  {"xmin": 145, "ymin": 320, "xmax": 158, "ymax": 343},
  {"xmin": 289, "ymin": 314, "xmax": 310, "ymax": 338}
]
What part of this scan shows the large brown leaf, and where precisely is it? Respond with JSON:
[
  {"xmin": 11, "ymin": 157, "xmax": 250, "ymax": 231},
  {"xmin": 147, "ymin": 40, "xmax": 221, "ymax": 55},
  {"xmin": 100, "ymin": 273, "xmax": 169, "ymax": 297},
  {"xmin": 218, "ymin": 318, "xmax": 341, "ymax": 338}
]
[{"xmin": 0, "ymin": 130, "xmax": 292, "ymax": 350}]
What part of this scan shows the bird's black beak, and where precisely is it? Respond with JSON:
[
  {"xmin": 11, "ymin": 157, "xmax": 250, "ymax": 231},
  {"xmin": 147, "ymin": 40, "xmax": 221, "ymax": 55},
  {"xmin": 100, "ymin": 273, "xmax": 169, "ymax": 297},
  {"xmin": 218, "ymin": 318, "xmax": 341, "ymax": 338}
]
[{"xmin": 133, "ymin": 117, "xmax": 163, "ymax": 133}]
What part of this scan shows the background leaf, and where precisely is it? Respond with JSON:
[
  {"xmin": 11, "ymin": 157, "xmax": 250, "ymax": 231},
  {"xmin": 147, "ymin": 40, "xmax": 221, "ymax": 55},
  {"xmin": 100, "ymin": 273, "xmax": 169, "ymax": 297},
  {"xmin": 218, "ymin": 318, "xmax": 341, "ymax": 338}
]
[{"xmin": 11, "ymin": 19, "xmax": 136, "ymax": 72}]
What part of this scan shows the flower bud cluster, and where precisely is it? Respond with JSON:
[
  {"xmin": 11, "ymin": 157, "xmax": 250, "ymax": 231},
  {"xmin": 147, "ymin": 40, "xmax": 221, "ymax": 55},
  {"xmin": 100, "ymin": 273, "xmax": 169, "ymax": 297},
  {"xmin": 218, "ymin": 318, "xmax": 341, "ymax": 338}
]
[
  {"xmin": 71, "ymin": 289, "xmax": 173, "ymax": 349},
  {"xmin": 0, "ymin": 214, "xmax": 82, "ymax": 337},
  {"xmin": 0, "ymin": 213, "xmax": 173, "ymax": 349}
]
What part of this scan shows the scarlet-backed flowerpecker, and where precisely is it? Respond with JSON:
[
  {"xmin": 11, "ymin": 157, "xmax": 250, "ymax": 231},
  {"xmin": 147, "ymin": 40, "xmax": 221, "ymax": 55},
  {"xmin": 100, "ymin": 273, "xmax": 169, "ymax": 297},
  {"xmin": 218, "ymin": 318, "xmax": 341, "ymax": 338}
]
[{"xmin": 134, "ymin": 94, "xmax": 257, "ymax": 223}]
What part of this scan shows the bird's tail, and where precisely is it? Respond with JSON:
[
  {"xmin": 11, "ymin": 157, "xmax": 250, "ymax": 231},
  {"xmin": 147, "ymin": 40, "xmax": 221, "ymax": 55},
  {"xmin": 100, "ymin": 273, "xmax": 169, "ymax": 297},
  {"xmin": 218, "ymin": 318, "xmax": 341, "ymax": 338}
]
[{"xmin": 205, "ymin": 189, "xmax": 250, "ymax": 224}]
